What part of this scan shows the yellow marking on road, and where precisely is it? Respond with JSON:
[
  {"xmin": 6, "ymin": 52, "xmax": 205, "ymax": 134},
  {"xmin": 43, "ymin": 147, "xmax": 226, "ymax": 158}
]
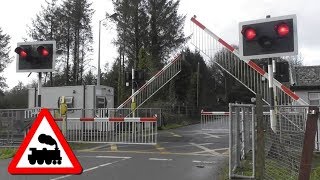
[
  {"xmin": 111, "ymin": 144, "xmax": 118, "ymax": 151},
  {"xmin": 80, "ymin": 144, "xmax": 110, "ymax": 152},
  {"xmin": 155, "ymin": 144, "xmax": 169, "ymax": 154},
  {"xmin": 81, "ymin": 150, "xmax": 228, "ymax": 157},
  {"xmin": 170, "ymin": 132, "xmax": 182, "ymax": 137}
]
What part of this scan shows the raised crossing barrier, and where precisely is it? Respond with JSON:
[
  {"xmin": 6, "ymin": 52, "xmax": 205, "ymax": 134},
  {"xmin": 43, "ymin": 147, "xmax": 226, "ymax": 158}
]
[
  {"xmin": 190, "ymin": 16, "xmax": 308, "ymax": 106},
  {"xmin": 117, "ymin": 54, "xmax": 182, "ymax": 116}
]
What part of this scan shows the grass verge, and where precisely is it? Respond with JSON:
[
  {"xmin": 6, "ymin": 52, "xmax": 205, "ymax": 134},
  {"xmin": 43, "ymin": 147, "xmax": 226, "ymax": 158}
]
[
  {"xmin": 68, "ymin": 142, "xmax": 97, "ymax": 150},
  {"xmin": 220, "ymin": 152, "xmax": 320, "ymax": 179},
  {"xmin": 0, "ymin": 148, "xmax": 17, "ymax": 159}
]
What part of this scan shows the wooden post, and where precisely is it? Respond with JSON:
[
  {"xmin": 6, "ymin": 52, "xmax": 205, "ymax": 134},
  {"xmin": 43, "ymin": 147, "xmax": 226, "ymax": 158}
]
[
  {"xmin": 298, "ymin": 106, "xmax": 319, "ymax": 180},
  {"xmin": 255, "ymin": 94, "xmax": 265, "ymax": 179}
]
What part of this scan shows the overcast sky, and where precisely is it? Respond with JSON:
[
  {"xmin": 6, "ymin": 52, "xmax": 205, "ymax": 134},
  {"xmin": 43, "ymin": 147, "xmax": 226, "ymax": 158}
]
[{"xmin": 1, "ymin": 0, "xmax": 319, "ymax": 89}]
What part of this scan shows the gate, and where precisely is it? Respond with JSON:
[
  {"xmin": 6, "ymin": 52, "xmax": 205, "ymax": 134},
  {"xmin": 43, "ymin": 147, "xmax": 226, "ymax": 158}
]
[
  {"xmin": 200, "ymin": 111, "xmax": 229, "ymax": 130},
  {"xmin": 55, "ymin": 117, "xmax": 157, "ymax": 145},
  {"xmin": 229, "ymin": 104, "xmax": 255, "ymax": 179}
]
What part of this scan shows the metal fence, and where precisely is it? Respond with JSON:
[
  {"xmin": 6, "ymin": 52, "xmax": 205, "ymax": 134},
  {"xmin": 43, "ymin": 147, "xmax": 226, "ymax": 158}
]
[
  {"xmin": 53, "ymin": 117, "xmax": 157, "ymax": 145},
  {"xmin": 200, "ymin": 111, "xmax": 229, "ymax": 130},
  {"xmin": 0, "ymin": 108, "xmax": 161, "ymax": 146},
  {"xmin": 229, "ymin": 104, "xmax": 319, "ymax": 179},
  {"xmin": 229, "ymin": 104, "xmax": 255, "ymax": 179},
  {"xmin": 264, "ymin": 106, "xmax": 308, "ymax": 180},
  {"xmin": 0, "ymin": 109, "xmax": 30, "ymax": 146}
]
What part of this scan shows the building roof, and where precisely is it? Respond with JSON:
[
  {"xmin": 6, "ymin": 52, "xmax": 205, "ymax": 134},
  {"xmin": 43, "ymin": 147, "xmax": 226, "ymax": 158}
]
[{"xmin": 291, "ymin": 66, "xmax": 320, "ymax": 90}]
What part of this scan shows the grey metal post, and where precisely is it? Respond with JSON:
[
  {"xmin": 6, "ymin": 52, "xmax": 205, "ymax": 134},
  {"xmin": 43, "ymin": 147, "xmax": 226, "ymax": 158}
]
[
  {"xmin": 229, "ymin": 104, "xmax": 233, "ymax": 178},
  {"xmin": 197, "ymin": 61, "xmax": 200, "ymax": 107},
  {"xmin": 251, "ymin": 105, "xmax": 256, "ymax": 178},
  {"xmin": 235, "ymin": 107, "xmax": 240, "ymax": 168},
  {"xmin": 241, "ymin": 107, "xmax": 246, "ymax": 158},
  {"xmin": 38, "ymin": 72, "xmax": 42, "ymax": 107},
  {"xmin": 268, "ymin": 58, "xmax": 276, "ymax": 132},
  {"xmin": 256, "ymin": 94, "xmax": 265, "ymax": 179},
  {"xmin": 97, "ymin": 19, "xmax": 102, "ymax": 86},
  {"xmin": 132, "ymin": 68, "xmax": 136, "ymax": 117}
]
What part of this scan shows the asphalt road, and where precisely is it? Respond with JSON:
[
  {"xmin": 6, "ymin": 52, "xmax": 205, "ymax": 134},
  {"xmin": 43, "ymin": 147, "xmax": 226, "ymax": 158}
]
[{"xmin": 0, "ymin": 123, "xmax": 229, "ymax": 180}]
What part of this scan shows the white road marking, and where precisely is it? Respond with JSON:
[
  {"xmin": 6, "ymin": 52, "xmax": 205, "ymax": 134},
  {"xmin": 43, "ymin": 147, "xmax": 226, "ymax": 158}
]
[
  {"xmin": 192, "ymin": 160, "xmax": 201, "ymax": 163},
  {"xmin": 81, "ymin": 144, "xmax": 110, "ymax": 151},
  {"xmin": 50, "ymin": 157, "xmax": 131, "ymax": 180},
  {"xmin": 149, "ymin": 158, "xmax": 172, "ymax": 161},
  {"xmin": 189, "ymin": 143, "xmax": 221, "ymax": 155},
  {"xmin": 192, "ymin": 160, "xmax": 214, "ymax": 164},
  {"xmin": 78, "ymin": 155, "xmax": 131, "ymax": 159}
]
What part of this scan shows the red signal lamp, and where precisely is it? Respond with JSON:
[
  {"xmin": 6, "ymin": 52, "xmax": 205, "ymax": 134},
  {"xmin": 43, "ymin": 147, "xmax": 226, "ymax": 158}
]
[
  {"xmin": 275, "ymin": 23, "xmax": 290, "ymax": 37},
  {"xmin": 242, "ymin": 27, "xmax": 256, "ymax": 41},
  {"xmin": 15, "ymin": 47, "xmax": 28, "ymax": 58},
  {"xmin": 37, "ymin": 46, "xmax": 49, "ymax": 57}
]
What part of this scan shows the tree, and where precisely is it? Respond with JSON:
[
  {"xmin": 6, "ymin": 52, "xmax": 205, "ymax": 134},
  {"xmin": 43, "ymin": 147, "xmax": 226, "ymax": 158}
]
[
  {"xmin": 147, "ymin": 0, "xmax": 186, "ymax": 69},
  {"xmin": 113, "ymin": 0, "xmax": 149, "ymax": 69},
  {"xmin": 0, "ymin": 27, "xmax": 12, "ymax": 91},
  {"xmin": 0, "ymin": 81, "xmax": 28, "ymax": 109},
  {"xmin": 209, "ymin": 47, "xmax": 254, "ymax": 106},
  {"xmin": 83, "ymin": 70, "xmax": 96, "ymax": 85},
  {"xmin": 27, "ymin": 0, "xmax": 94, "ymax": 86}
]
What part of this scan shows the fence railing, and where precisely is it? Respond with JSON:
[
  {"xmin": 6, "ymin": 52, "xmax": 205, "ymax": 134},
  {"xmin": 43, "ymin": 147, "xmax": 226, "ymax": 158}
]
[
  {"xmin": 200, "ymin": 111, "xmax": 229, "ymax": 130},
  {"xmin": 229, "ymin": 104, "xmax": 255, "ymax": 179},
  {"xmin": 228, "ymin": 104, "xmax": 319, "ymax": 179},
  {"xmin": 0, "ymin": 108, "xmax": 161, "ymax": 146},
  {"xmin": 55, "ymin": 117, "xmax": 157, "ymax": 145}
]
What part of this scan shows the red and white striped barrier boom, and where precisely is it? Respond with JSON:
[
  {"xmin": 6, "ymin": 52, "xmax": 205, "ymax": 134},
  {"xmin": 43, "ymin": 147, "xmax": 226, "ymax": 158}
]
[
  {"xmin": 54, "ymin": 117, "xmax": 157, "ymax": 122},
  {"xmin": 117, "ymin": 54, "xmax": 182, "ymax": 110},
  {"xmin": 191, "ymin": 16, "xmax": 308, "ymax": 106}
]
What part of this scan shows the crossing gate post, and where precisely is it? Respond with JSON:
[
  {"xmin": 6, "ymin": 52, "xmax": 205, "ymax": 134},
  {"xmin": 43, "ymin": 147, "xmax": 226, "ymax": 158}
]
[
  {"xmin": 298, "ymin": 106, "xmax": 319, "ymax": 180},
  {"xmin": 256, "ymin": 94, "xmax": 265, "ymax": 179}
]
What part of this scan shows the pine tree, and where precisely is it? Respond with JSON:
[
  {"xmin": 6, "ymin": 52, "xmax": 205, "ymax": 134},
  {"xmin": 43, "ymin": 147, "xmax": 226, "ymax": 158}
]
[
  {"xmin": 27, "ymin": 0, "xmax": 94, "ymax": 86},
  {"xmin": 147, "ymin": 0, "xmax": 186, "ymax": 69},
  {"xmin": 0, "ymin": 27, "xmax": 12, "ymax": 91},
  {"xmin": 113, "ymin": 0, "xmax": 149, "ymax": 68}
]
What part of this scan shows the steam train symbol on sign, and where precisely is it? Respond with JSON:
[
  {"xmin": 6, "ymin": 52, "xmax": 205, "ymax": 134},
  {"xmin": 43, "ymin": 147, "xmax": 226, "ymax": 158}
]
[{"xmin": 28, "ymin": 134, "xmax": 62, "ymax": 165}]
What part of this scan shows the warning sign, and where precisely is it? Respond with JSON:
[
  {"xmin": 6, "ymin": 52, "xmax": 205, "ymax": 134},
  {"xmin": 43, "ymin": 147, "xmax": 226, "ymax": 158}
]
[{"xmin": 8, "ymin": 108, "xmax": 82, "ymax": 174}]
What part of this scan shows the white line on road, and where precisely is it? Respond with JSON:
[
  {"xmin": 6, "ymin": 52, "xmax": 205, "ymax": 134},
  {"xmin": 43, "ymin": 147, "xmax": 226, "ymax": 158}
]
[
  {"xmin": 78, "ymin": 155, "xmax": 131, "ymax": 159},
  {"xmin": 50, "ymin": 157, "xmax": 131, "ymax": 180},
  {"xmin": 189, "ymin": 143, "xmax": 221, "ymax": 156},
  {"xmin": 192, "ymin": 160, "xmax": 214, "ymax": 164},
  {"xmin": 149, "ymin": 158, "xmax": 172, "ymax": 161}
]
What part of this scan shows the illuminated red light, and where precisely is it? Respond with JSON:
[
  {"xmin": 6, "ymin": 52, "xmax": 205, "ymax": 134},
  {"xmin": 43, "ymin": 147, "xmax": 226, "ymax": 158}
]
[
  {"xmin": 41, "ymin": 48, "xmax": 49, "ymax": 56},
  {"xmin": 14, "ymin": 47, "xmax": 28, "ymax": 58},
  {"xmin": 276, "ymin": 23, "xmax": 290, "ymax": 37},
  {"xmin": 20, "ymin": 50, "xmax": 28, "ymax": 58},
  {"xmin": 242, "ymin": 28, "xmax": 256, "ymax": 41},
  {"xmin": 37, "ymin": 46, "xmax": 49, "ymax": 57}
]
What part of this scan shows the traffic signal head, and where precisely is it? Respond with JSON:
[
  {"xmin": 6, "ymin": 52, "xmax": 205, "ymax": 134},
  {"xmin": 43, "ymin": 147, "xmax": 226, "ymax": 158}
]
[
  {"xmin": 239, "ymin": 15, "xmax": 298, "ymax": 59},
  {"xmin": 15, "ymin": 41, "xmax": 56, "ymax": 72}
]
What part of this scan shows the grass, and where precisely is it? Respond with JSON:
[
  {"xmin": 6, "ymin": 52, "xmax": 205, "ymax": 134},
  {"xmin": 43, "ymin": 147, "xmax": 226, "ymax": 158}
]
[
  {"xmin": 0, "ymin": 148, "xmax": 17, "ymax": 159},
  {"xmin": 310, "ymin": 152, "xmax": 320, "ymax": 180},
  {"xmin": 0, "ymin": 143, "xmax": 93, "ymax": 160},
  {"xmin": 220, "ymin": 152, "xmax": 320, "ymax": 180},
  {"xmin": 158, "ymin": 120, "xmax": 191, "ymax": 130},
  {"xmin": 67, "ymin": 142, "xmax": 97, "ymax": 150}
]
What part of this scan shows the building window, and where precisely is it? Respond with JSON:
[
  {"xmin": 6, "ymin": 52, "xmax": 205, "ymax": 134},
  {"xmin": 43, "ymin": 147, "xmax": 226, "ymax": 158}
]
[{"xmin": 308, "ymin": 92, "xmax": 320, "ymax": 105}]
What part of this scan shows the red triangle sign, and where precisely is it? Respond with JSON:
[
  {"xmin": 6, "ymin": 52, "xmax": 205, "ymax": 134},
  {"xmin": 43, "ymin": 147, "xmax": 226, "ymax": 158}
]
[{"xmin": 8, "ymin": 108, "xmax": 82, "ymax": 175}]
